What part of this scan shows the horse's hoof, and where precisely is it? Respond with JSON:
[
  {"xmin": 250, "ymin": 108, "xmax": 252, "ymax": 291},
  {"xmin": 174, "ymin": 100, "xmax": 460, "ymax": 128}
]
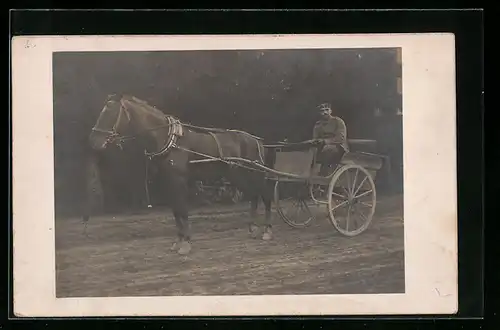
[
  {"xmin": 170, "ymin": 241, "xmax": 179, "ymax": 251},
  {"xmin": 262, "ymin": 228, "xmax": 273, "ymax": 241},
  {"xmin": 177, "ymin": 241, "xmax": 192, "ymax": 255},
  {"xmin": 249, "ymin": 225, "xmax": 259, "ymax": 239}
]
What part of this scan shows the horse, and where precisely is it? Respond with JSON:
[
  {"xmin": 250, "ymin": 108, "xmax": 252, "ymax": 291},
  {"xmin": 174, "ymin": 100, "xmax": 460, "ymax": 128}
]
[{"xmin": 88, "ymin": 94, "xmax": 274, "ymax": 255}]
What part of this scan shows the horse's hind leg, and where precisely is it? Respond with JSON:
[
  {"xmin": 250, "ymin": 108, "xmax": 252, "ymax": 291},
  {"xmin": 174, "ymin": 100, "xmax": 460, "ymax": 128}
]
[
  {"xmin": 171, "ymin": 208, "xmax": 192, "ymax": 255},
  {"xmin": 228, "ymin": 166, "xmax": 260, "ymax": 239},
  {"xmin": 246, "ymin": 177, "xmax": 274, "ymax": 241}
]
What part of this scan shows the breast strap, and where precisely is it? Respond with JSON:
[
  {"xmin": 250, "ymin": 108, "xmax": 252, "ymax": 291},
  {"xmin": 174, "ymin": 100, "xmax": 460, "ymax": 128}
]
[{"xmin": 145, "ymin": 116, "xmax": 184, "ymax": 159}]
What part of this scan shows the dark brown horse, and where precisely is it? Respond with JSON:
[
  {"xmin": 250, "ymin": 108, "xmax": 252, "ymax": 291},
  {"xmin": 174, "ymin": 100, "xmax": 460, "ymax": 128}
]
[{"xmin": 88, "ymin": 94, "xmax": 274, "ymax": 255}]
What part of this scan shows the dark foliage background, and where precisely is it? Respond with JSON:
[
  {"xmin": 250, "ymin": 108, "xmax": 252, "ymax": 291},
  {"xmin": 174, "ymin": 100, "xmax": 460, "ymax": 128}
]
[{"xmin": 53, "ymin": 48, "xmax": 403, "ymax": 216}]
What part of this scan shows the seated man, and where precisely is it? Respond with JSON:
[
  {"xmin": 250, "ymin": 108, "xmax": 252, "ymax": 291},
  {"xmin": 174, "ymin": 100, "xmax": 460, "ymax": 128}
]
[{"xmin": 309, "ymin": 103, "xmax": 349, "ymax": 176}]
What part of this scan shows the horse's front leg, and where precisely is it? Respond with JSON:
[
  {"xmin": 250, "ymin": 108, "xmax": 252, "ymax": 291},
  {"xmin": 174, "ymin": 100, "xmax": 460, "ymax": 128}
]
[
  {"xmin": 164, "ymin": 159, "xmax": 192, "ymax": 255},
  {"xmin": 168, "ymin": 176, "xmax": 192, "ymax": 255},
  {"xmin": 248, "ymin": 194, "xmax": 260, "ymax": 239},
  {"xmin": 261, "ymin": 179, "xmax": 274, "ymax": 241},
  {"xmin": 171, "ymin": 208, "xmax": 191, "ymax": 255}
]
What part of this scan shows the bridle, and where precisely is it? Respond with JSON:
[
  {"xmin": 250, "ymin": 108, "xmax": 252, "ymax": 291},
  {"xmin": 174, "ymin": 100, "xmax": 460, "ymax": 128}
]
[
  {"xmin": 91, "ymin": 100, "xmax": 132, "ymax": 149},
  {"xmin": 91, "ymin": 98, "xmax": 183, "ymax": 158}
]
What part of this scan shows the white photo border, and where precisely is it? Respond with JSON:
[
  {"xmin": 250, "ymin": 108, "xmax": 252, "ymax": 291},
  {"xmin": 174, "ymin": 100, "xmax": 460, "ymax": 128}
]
[{"xmin": 11, "ymin": 33, "xmax": 457, "ymax": 317}]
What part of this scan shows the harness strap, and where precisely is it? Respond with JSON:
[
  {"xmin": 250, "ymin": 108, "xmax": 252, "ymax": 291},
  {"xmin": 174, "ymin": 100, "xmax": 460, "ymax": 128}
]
[
  {"xmin": 145, "ymin": 116, "xmax": 184, "ymax": 159},
  {"xmin": 182, "ymin": 123, "xmax": 264, "ymax": 141},
  {"xmin": 255, "ymin": 139, "xmax": 265, "ymax": 165},
  {"xmin": 208, "ymin": 132, "xmax": 225, "ymax": 160},
  {"xmin": 174, "ymin": 144, "xmax": 309, "ymax": 180},
  {"xmin": 174, "ymin": 145, "xmax": 270, "ymax": 175}
]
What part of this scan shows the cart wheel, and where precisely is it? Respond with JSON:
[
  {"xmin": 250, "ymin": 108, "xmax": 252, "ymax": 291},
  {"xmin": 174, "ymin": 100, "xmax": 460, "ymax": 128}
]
[
  {"xmin": 327, "ymin": 164, "xmax": 376, "ymax": 236},
  {"xmin": 274, "ymin": 180, "xmax": 316, "ymax": 228}
]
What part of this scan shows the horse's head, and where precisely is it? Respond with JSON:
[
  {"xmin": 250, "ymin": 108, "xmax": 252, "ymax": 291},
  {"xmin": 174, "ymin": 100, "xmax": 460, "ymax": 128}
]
[{"xmin": 89, "ymin": 94, "xmax": 132, "ymax": 151}]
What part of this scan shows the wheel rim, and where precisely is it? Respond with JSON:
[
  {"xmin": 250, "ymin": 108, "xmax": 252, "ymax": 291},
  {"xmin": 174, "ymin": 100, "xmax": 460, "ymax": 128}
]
[
  {"xmin": 327, "ymin": 164, "xmax": 376, "ymax": 236},
  {"xmin": 274, "ymin": 181, "xmax": 317, "ymax": 228}
]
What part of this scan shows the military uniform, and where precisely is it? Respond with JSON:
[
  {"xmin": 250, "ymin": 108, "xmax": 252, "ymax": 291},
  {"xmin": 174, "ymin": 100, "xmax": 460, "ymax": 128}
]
[{"xmin": 313, "ymin": 115, "xmax": 349, "ymax": 174}]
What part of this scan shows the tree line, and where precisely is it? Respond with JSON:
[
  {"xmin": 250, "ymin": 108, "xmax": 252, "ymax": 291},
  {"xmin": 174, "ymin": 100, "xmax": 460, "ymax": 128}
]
[{"xmin": 53, "ymin": 48, "xmax": 403, "ymax": 217}]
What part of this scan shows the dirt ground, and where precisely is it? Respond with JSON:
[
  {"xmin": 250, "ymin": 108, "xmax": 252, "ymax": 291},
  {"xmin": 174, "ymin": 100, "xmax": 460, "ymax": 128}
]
[{"xmin": 55, "ymin": 195, "xmax": 405, "ymax": 297}]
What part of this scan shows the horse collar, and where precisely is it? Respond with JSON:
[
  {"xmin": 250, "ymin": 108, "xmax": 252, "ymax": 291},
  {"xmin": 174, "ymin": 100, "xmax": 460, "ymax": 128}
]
[{"xmin": 145, "ymin": 116, "xmax": 184, "ymax": 160}]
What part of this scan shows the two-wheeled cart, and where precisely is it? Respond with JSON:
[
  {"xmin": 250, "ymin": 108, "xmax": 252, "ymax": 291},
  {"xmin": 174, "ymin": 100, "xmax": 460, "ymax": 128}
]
[{"xmin": 260, "ymin": 140, "xmax": 385, "ymax": 236}]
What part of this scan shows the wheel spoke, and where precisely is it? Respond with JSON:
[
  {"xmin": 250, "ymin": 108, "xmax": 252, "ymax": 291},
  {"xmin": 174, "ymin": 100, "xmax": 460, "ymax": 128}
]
[
  {"xmin": 331, "ymin": 199, "xmax": 349, "ymax": 211},
  {"xmin": 293, "ymin": 202, "xmax": 302, "ymax": 217},
  {"xmin": 359, "ymin": 211, "xmax": 368, "ymax": 222},
  {"xmin": 351, "ymin": 169, "xmax": 359, "ymax": 196},
  {"xmin": 301, "ymin": 199, "xmax": 311, "ymax": 212},
  {"xmin": 346, "ymin": 205, "xmax": 352, "ymax": 231},
  {"xmin": 360, "ymin": 201, "xmax": 373, "ymax": 207},
  {"xmin": 353, "ymin": 210, "xmax": 361, "ymax": 229},
  {"xmin": 357, "ymin": 209, "xmax": 369, "ymax": 226},
  {"xmin": 352, "ymin": 175, "xmax": 368, "ymax": 197},
  {"xmin": 354, "ymin": 204, "xmax": 370, "ymax": 222},
  {"xmin": 331, "ymin": 190, "xmax": 347, "ymax": 199},
  {"xmin": 346, "ymin": 170, "xmax": 352, "ymax": 198},
  {"xmin": 355, "ymin": 189, "xmax": 373, "ymax": 199}
]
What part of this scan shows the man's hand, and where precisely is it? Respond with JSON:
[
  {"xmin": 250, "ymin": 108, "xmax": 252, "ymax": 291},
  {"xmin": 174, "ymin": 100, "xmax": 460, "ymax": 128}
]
[{"xmin": 305, "ymin": 138, "xmax": 324, "ymax": 145}]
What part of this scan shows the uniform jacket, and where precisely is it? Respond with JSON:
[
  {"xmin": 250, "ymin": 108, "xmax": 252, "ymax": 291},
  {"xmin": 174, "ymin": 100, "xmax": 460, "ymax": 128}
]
[{"xmin": 313, "ymin": 116, "xmax": 349, "ymax": 152}]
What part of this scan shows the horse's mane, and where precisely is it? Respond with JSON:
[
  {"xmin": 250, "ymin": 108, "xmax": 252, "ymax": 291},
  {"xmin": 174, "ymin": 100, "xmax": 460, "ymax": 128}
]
[{"xmin": 120, "ymin": 94, "xmax": 170, "ymax": 121}]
